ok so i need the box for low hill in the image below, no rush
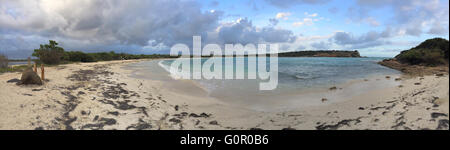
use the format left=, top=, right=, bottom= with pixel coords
left=395, top=38, right=449, bottom=65
left=379, top=38, right=449, bottom=75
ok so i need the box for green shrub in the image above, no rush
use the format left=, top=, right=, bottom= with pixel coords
left=63, top=51, right=96, bottom=62
left=0, top=54, right=8, bottom=68
left=396, top=38, right=449, bottom=65
left=32, top=40, right=65, bottom=64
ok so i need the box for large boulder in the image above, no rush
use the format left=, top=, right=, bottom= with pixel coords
left=19, top=68, right=42, bottom=85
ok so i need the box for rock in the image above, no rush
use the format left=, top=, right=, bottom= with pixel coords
left=99, top=118, right=117, bottom=125
left=282, top=127, right=296, bottom=130
left=107, top=111, right=119, bottom=116
left=321, top=98, right=328, bottom=102
left=6, top=78, right=21, bottom=83
left=437, top=119, right=449, bottom=130
left=436, top=73, right=444, bottom=77
left=209, top=121, right=219, bottom=125
left=174, top=105, right=179, bottom=111
left=329, top=86, right=337, bottom=90
left=398, top=85, right=404, bottom=88
left=414, top=82, right=421, bottom=85
left=385, top=76, right=391, bottom=79
left=189, top=113, right=210, bottom=118
left=358, top=107, right=365, bottom=110
left=250, top=128, right=263, bottom=130
left=169, top=118, right=182, bottom=123
left=395, top=78, right=402, bottom=81
left=19, top=68, right=42, bottom=85
left=431, top=112, right=448, bottom=119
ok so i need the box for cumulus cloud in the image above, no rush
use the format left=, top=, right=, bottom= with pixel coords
left=311, top=41, right=332, bottom=49
left=293, top=18, right=314, bottom=27
left=349, top=0, right=449, bottom=36
left=0, top=0, right=222, bottom=46
left=330, top=29, right=393, bottom=49
left=0, top=0, right=298, bottom=57
left=215, top=18, right=297, bottom=44
left=275, top=12, right=291, bottom=20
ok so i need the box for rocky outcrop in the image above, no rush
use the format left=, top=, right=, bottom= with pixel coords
left=19, top=68, right=42, bottom=85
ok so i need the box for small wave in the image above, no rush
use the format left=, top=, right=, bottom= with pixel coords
left=292, top=72, right=319, bottom=80
left=158, top=60, right=192, bottom=80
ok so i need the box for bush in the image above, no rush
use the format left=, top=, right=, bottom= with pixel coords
left=32, top=40, right=65, bottom=64
left=63, top=51, right=96, bottom=62
left=395, top=38, right=449, bottom=66
left=0, top=54, right=8, bottom=68
left=397, top=49, right=446, bottom=66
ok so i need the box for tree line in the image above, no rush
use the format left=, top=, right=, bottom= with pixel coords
left=32, top=40, right=177, bottom=65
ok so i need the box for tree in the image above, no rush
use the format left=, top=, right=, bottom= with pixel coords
left=32, top=40, right=65, bottom=64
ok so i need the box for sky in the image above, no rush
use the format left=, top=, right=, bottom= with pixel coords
left=0, top=0, right=449, bottom=59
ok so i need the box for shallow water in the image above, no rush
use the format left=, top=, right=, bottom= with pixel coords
left=129, top=57, right=401, bottom=111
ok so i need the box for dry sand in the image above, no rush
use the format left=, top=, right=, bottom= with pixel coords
left=0, top=60, right=448, bottom=130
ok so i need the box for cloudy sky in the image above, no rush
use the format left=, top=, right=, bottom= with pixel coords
left=0, top=0, right=448, bottom=58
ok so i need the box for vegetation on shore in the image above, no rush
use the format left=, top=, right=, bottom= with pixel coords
left=1, top=40, right=177, bottom=74
left=379, top=38, right=449, bottom=75
left=32, top=40, right=177, bottom=65
left=395, top=38, right=449, bottom=66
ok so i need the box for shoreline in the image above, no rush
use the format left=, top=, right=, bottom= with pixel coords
left=0, top=59, right=448, bottom=130
left=152, top=59, right=402, bottom=112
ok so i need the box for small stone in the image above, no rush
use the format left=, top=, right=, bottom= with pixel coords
left=321, top=98, right=328, bottom=102
left=250, top=128, right=263, bottom=130
left=282, top=127, right=296, bottom=130
left=329, top=86, right=337, bottom=90
left=414, top=83, right=421, bottom=85
left=209, top=121, right=219, bottom=125
left=358, top=107, right=365, bottom=110
left=169, top=118, right=181, bottom=123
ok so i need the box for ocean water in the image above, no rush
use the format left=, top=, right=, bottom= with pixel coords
left=159, top=57, right=399, bottom=89
left=8, top=61, right=29, bottom=65
left=134, top=57, right=401, bottom=111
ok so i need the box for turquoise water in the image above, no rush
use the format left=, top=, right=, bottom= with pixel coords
left=136, top=57, right=402, bottom=111
left=159, top=57, right=400, bottom=91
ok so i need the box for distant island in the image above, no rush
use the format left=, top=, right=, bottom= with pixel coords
left=278, top=50, right=361, bottom=57
left=199, top=50, right=361, bottom=57
left=379, top=38, right=449, bottom=75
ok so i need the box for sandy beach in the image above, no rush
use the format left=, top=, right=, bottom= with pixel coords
left=0, top=59, right=448, bottom=130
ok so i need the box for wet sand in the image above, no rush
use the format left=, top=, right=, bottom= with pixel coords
left=0, top=59, right=448, bottom=130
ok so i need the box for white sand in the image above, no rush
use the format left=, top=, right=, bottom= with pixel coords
left=0, top=60, right=448, bottom=130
